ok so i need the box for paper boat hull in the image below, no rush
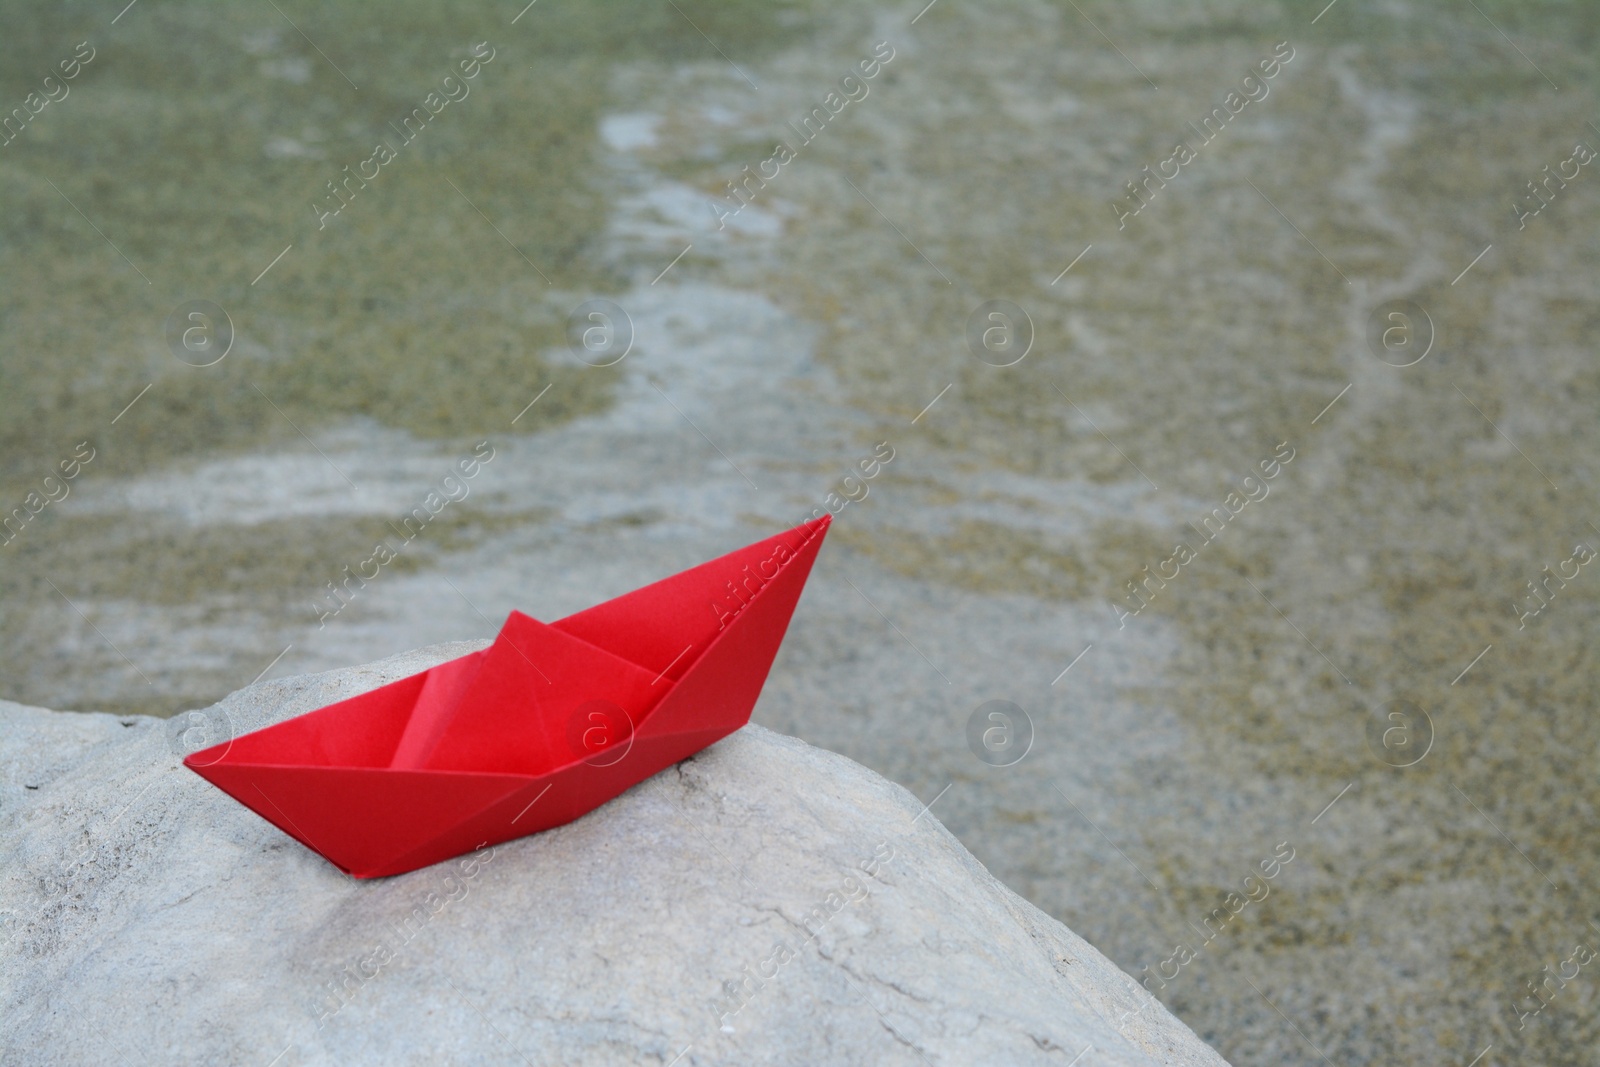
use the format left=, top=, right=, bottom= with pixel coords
left=185, top=517, right=829, bottom=877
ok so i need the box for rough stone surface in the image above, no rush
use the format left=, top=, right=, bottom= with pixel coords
left=0, top=643, right=1230, bottom=1067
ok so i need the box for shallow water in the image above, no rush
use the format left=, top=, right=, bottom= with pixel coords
left=3, top=1, right=1598, bottom=1063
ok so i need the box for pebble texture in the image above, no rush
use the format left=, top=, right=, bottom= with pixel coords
left=0, top=643, right=1230, bottom=1067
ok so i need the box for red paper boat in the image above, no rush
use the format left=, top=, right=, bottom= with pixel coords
left=186, top=516, right=830, bottom=877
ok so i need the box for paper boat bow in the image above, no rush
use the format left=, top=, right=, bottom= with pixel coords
left=186, top=516, right=830, bottom=877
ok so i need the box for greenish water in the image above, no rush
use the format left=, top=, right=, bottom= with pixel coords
left=0, top=0, right=808, bottom=710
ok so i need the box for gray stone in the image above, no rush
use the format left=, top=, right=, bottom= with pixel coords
left=0, top=643, right=1230, bottom=1066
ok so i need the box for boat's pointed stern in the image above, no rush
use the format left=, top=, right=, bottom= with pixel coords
left=185, top=760, right=530, bottom=877
left=633, top=514, right=831, bottom=741
left=180, top=656, right=527, bottom=876
left=552, top=514, right=831, bottom=686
